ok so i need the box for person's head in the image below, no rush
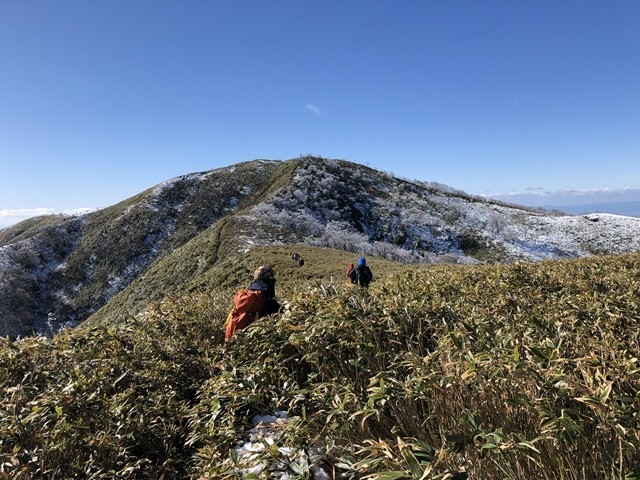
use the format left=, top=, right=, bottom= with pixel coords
left=254, top=265, right=276, bottom=281
left=357, top=257, right=366, bottom=266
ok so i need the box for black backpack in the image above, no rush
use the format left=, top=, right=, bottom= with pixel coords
left=355, top=265, right=372, bottom=286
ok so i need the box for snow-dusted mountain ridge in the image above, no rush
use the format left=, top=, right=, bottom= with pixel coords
left=1, top=156, right=639, bottom=338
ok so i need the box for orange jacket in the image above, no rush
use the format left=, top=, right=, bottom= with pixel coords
left=224, top=288, right=266, bottom=341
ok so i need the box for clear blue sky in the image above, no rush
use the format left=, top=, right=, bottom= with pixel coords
left=1, top=1, right=639, bottom=218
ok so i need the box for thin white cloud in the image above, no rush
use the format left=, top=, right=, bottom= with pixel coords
left=0, top=208, right=96, bottom=229
left=554, top=187, right=638, bottom=197
left=489, top=187, right=640, bottom=198
left=305, top=103, right=321, bottom=115
left=499, top=190, right=550, bottom=198
left=0, top=208, right=56, bottom=218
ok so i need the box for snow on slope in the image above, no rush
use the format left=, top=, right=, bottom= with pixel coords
left=243, top=159, right=640, bottom=262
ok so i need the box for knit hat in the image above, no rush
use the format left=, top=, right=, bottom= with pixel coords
left=357, top=257, right=366, bottom=266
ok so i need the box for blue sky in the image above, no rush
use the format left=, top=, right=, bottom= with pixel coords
left=1, top=1, right=639, bottom=227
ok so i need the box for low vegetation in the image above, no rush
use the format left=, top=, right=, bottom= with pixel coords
left=1, top=250, right=639, bottom=479
left=3, top=157, right=640, bottom=339
left=84, top=245, right=407, bottom=327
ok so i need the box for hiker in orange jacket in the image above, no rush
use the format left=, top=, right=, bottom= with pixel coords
left=225, top=266, right=282, bottom=341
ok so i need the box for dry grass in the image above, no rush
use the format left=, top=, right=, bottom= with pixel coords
left=1, top=253, right=639, bottom=479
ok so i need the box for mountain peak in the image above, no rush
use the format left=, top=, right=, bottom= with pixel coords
left=2, top=157, right=640, bottom=337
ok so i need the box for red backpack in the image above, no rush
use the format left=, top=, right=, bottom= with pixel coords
left=224, top=289, right=266, bottom=341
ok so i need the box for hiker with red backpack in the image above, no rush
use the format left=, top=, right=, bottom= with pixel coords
left=346, top=263, right=355, bottom=279
left=225, top=266, right=283, bottom=341
left=348, top=257, right=373, bottom=287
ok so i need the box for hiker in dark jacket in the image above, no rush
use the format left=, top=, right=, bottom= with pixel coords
left=249, top=265, right=283, bottom=316
left=348, top=257, right=373, bottom=287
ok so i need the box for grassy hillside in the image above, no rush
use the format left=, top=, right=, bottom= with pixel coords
left=4, top=156, right=640, bottom=339
left=0, top=160, right=294, bottom=338
left=1, top=253, right=639, bottom=479
left=84, top=244, right=408, bottom=328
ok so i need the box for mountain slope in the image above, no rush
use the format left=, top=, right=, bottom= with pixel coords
left=83, top=244, right=408, bottom=328
left=0, top=160, right=288, bottom=337
left=1, top=253, right=639, bottom=478
left=2, top=156, right=640, bottom=338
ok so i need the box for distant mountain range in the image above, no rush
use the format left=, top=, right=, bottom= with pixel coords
left=488, top=189, right=640, bottom=218
left=2, top=156, right=640, bottom=338
left=543, top=201, right=640, bottom=218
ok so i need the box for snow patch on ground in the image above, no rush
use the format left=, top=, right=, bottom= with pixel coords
left=233, top=411, right=330, bottom=479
